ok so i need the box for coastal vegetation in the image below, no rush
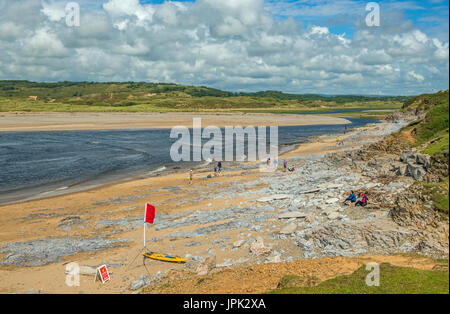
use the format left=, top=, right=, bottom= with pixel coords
left=0, top=80, right=406, bottom=117
left=401, top=90, right=449, bottom=217
left=268, top=90, right=449, bottom=294
left=268, top=261, right=449, bottom=294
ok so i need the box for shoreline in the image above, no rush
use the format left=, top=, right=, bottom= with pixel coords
left=0, top=118, right=422, bottom=294
left=0, top=112, right=351, bottom=132
left=0, top=118, right=374, bottom=208
left=0, top=141, right=302, bottom=207
left=0, top=119, right=378, bottom=209
left=0, top=115, right=358, bottom=206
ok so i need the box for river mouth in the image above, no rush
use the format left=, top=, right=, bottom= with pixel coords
left=0, top=117, right=376, bottom=205
left=281, top=108, right=397, bottom=115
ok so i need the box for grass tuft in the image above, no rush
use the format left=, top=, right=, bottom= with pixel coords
left=267, top=262, right=449, bottom=294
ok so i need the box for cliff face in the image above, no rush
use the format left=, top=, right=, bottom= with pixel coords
left=390, top=181, right=449, bottom=257
left=387, top=91, right=449, bottom=255
left=391, top=181, right=448, bottom=228
left=341, top=90, right=449, bottom=257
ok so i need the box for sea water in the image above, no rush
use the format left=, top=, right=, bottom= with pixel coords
left=0, top=117, right=375, bottom=204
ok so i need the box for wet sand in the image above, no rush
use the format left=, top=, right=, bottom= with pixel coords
left=0, top=120, right=395, bottom=294
left=0, top=112, right=350, bottom=132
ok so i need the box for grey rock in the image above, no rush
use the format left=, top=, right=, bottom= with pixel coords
left=278, top=211, right=307, bottom=219
left=130, top=275, right=150, bottom=291
left=185, top=241, right=202, bottom=247
left=280, top=223, right=297, bottom=234
left=0, top=237, right=130, bottom=267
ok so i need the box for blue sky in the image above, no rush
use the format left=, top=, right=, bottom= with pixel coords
left=138, top=0, right=449, bottom=40
left=81, top=0, right=448, bottom=41
left=0, top=0, right=448, bottom=95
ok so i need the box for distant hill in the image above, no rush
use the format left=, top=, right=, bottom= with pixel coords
left=236, top=90, right=407, bottom=103
left=0, top=80, right=410, bottom=112
left=402, top=89, right=449, bottom=113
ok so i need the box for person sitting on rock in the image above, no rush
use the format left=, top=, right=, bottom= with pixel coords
left=344, top=190, right=357, bottom=205
left=355, top=193, right=368, bottom=207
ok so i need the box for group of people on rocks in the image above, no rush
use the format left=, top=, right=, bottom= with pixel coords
left=344, top=190, right=368, bottom=207
left=267, top=157, right=295, bottom=172
left=189, top=161, right=223, bottom=185
left=189, top=157, right=300, bottom=185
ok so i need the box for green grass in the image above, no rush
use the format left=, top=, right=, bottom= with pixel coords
left=267, top=262, right=449, bottom=294
left=383, top=91, right=450, bottom=222
left=328, top=110, right=398, bottom=120
left=414, top=103, right=449, bottom=145
left=0, top=80, right=407, bottom=114
left=0, top=97, right=404, bottom=114
left=422, top=129, right=449, bottom=160
left=403, top=90, right=449, bottom=113
left=402, top=90, right=449, bottom=157
left=158, top=282, right=171, bottom=289
left=419, top=177, right=449, bottom=217
left=392, top=90, right=449, bottom=162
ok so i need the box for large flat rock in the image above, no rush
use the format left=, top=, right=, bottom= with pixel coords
left=327, top=212, right=340, bottom=220
left=278, top=211, right=307, bottom=219
left=325, top=198, right=340, bottom=204
left=257, top=194, right=291, bottom=202
left=298, top=189, right=321, bottom=195
left=280, top=223, right=297, bottom=234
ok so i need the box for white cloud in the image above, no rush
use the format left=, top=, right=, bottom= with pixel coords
left=407, top=71, right=425, bottom=82
left=310, top=26, right=330, bottom=35
left=0, top=0, right=448, bottom=95
left=23, top=28, right=70, bottom=58
left=41, top=0, right=66, bottom=22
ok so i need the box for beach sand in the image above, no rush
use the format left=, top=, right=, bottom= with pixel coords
left=0, top=112, right=350, bottom=132
left=0, top=119, right=405, bottom=294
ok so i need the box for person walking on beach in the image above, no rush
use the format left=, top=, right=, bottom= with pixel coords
left=217, top=161, right=222, bottom=175
left=189, top=170, right=193, bottom=185
left=283, top=159, right=287, bottom=172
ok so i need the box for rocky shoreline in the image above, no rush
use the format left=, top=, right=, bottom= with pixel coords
left=0, top=113, right=448, bottom=293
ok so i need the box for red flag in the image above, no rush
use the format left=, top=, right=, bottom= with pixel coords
left=145, top=203, right=155, bottom=224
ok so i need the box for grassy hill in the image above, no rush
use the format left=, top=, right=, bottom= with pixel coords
left=268, top=262, right=449, bottom=294
left=402, top=90, right=449, bottom=164
left=268, top=91, right=449, bottom=294
left=378, top=90, right=449, bottom=216
left=404, top=90, right=449, bottom=217
left=0, top=80, right=407, bottom=113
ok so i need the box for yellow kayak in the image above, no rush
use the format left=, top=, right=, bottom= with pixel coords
left=142, top=252, right=187, bottom=263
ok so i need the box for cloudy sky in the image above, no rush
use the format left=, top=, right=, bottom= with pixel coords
left=0, top=0, right=448, bottom=95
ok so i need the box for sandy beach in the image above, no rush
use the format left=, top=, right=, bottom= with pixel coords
left=0, top=112, right=352, bottom=294
left=0, top=0, right=447, bottom=296
left=0, top=116, right=446, bottom=294
left=0, top=112, right=350, bottom=132
left=0, top=119, right=394, bottom=292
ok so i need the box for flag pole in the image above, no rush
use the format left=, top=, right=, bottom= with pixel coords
left=144, top=203, right=155, bottom=250
left=144, top=204, right=146, bottom=249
